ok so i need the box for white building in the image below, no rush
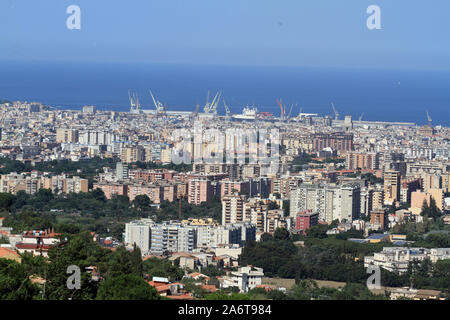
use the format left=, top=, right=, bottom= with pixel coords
left=364, top=247, right=450, bottom=273
left=124, top=219, right=153, bottom=254
left=290, top=183, right=360, bottom=223
left=230, top=266, right=264, bottom=293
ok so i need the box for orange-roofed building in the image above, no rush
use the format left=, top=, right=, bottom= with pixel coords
left=256, top=284, right=276, bottom=292
left=202, top=285, right=217, bottom=293
left=165, top=293, right=194, bottom=300
left=0, top=247, right=21, bottom=262
left=186, top=272, right=210, bottom=282
left=15, top=228, right=61, bottom=257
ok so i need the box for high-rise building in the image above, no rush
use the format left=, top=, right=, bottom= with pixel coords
left=120, top=146, right=145, bottom=163
left=125, top=220, right=153, bottom=254
left=56, top=128, right=79, bottom=143
left=384, top=171, right=401, bottom=205
left=370, top=208, right=388, bottom=230
left=295, top=210, right=319, bottom=235
left=116, top=162, right=129, bottom=181
left=346, top=152, right=380, bottom=170
left=188, top=179, right=213, bottom=205
left=290, top=183, right=360, bottom=223
left=312, top=132, right=353, bottom=152
left=222, top=194, right=247, bottom=225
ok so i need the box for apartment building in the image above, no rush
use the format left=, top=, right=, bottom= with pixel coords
left=290, top=183, right=360, bottom=223
left=56, top=128, right=79, bottom=143
left=230, top=266, right=264, bottom=293
left=120, top=145, right=145, bottom=163
left=384, top=170, right=401, bottom=205
left=125, top=219, right=152, bottom=254
left=188, top=179, right=213, bottom=205
left=346, top=152, right=380, bottom=170
left=364, top=247, right=450, bottom=274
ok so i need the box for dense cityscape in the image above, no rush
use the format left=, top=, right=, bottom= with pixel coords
left=0, top=98, right=448, bottom=300
left=1, top=2, right=450, bottom=310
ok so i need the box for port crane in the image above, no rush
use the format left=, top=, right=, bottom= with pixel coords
left=223, top=98, right=231, bottom=119
left=149, top=90, right=166, bottom=117
left=203, top=91, right=221, bottom=115
left=128, top=90, right=141, bottom=113
left=287, top=103, right=296, bottom=123
left=194, top=104, right=200, bottom=118
left=298, top=107, right=303, bottom=120
left=276, top=98, right=286, bottom=121
left=331, top=102, right=339, bottom=120
left=359, top=113, right=364, bottom=121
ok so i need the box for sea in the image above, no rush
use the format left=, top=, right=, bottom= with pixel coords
left=0, top=60, right=449, bottom=126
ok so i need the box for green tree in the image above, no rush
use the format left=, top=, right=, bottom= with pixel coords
left=0, top=259, right=40, bottom=300
left=273, top=228, right=290, bottom=241
left=96, top=274, right=160, bottom=300
left=132, top=194, right=151, bottom=211
left=0, top=193, right=14, bottom=210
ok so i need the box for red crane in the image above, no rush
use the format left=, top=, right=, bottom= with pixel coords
left=276, top=98, right=286, bottom=120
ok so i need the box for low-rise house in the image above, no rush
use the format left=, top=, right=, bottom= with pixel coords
left=389, top=287, right=443, bottom=300
left=364, top=247, right=450, bottom=273
left=0, top=247, right=21, bottom=262
left=229, top=266, right=264, bottom=293
left=15, top=228, right=61, bottom=257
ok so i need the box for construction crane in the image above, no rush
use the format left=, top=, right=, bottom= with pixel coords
left=211, top=91, right=221, bottom=115
left=331, top=102, right=339, bottom=120
left=426, top=110, right=432, bottom=126
left=287, top=103, right=296, bottom=123
left=359, top=112, right=364, bottom=121
left=297, top=107, right=303, bottom=121
left=194, top=104, right=200, bottom=118
left=128, top=90, right=141, bottom=113
left=223, top=98, right=231, bottom=118
left=149, top=90, right=166, bottom=117
left=276, top=98, right=286, bottom=121
left=203, top=91, right=221, bottom=115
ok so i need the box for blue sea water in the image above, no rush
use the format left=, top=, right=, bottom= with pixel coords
left=0, top=60, right=449, bottom=126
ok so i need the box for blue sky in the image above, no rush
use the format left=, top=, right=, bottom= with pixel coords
left=1, top=0, right=450, bottom=69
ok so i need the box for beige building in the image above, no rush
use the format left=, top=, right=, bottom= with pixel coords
left=120, top=146, right=145, bottom=163
left=56, top=128, right=79, bottom=143
left=410, top=189, right=444, bottom=215
left=188, top=179, right=213, bottom=205
left=384, top=171, right=401, bottom=205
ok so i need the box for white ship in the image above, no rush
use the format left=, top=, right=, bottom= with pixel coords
left=232, top=106, right=258, bottom=120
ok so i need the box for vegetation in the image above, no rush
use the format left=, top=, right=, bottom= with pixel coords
left=0, top=232, right=161, bottom=300
left=142, top=257, right=184, bottom=282
left=0, top=189, right=222, bottom=239
left=239, top=227, right=449, bottom=292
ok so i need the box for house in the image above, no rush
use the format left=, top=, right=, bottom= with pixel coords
left=0, top=247, right=21, bottom=262
left=185, top=272, right=210, bottom=284
left=202, top=284, right=217, bottom=293
left=148, top=277, right=193, bottom=299
left=229, top=266, right=264, bottom=293
left=15, top=228, right=61, bottom=257
left=389, top=287, right=443, bottom=300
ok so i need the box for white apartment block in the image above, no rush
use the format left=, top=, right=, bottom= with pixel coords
left=230, top=266, right=264, bottom=293
left=290, top=183, right=360, bottom=223
left=364, top=247, right=450, bottom=273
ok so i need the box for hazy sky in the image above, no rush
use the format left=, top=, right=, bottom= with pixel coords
left=1, top=0, right=450, bottom=69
